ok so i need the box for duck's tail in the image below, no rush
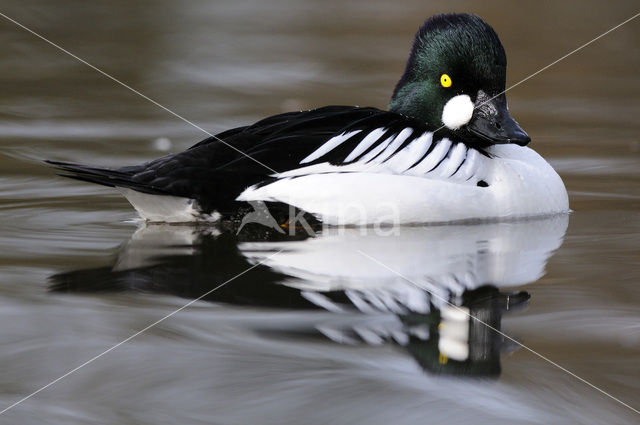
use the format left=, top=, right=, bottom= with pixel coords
left=46, top=159, right=214, bottom=222
left=45, top=160, right=167, bottom=195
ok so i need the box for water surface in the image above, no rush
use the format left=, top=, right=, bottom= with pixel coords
left=0, top=1, right=639, bottom=424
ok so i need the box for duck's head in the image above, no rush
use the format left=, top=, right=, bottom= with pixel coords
left=389, top=13, right=530, bottom=147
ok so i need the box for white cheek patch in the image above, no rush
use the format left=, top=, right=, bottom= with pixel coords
left=441, top=94, right=474, bottom=130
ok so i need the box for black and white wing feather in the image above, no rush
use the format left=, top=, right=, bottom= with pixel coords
left=48, top=106, right=483, bottom=216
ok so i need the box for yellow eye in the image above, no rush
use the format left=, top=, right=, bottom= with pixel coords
left=440, top=74, right=452, bottom=88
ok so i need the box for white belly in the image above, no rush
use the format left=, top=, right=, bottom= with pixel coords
left=237, top=145, right=569, bottom=225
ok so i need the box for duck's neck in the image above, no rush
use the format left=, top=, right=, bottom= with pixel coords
left=389, top=81, right=439, bottom=126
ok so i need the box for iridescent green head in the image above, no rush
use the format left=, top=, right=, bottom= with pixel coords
left=389, top=14, right=529, bottom=146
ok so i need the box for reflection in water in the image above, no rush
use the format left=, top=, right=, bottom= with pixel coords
left=51, top=215, right=568, bottom=378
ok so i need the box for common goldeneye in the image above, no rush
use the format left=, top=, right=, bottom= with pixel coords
left=48, top=13, right=569, bottom=225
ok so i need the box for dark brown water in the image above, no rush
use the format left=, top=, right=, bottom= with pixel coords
left=1, top=1, right=639, bottom=424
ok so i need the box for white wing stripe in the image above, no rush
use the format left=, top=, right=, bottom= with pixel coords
left=359, top=134, right=396, bottom=163
left=371, top=127, right=414, bottom=164
left=343, top=127, right=387, bottom=162
left=300, top=130, right=362, bottom=164
left=409, top=138, right=452, bottom=174
left=458, top=148, right=480, bottom=181
left=384, top=132, right=433, bottom=172
left=437, top=143, right=467, bottom=177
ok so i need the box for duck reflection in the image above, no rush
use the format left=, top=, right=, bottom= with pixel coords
left=50, top=215, right=568, bottom=377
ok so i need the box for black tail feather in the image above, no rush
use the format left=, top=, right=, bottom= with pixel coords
left=45, top=160, right=168, bottom=195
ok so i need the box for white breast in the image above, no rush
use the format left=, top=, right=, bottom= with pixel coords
left=237, top=144, right=569, bottom=225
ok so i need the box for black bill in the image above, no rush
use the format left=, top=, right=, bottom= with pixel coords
left=467, top=91, right=530, bottom=146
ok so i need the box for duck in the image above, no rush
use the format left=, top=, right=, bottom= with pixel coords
left=48, top=13, right=569, bottom=225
